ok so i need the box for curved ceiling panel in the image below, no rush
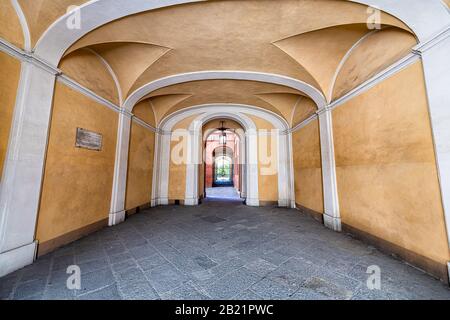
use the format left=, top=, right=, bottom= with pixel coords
left=332, top=27, right=417, bottom=100
left=147, top=94, right=193, bottom=125
left=292, top=97, right=318, bottom=127
left=274, top=24, right=374, bottom=101
left=18, top=0, right=89, bottom=46
left=87, top=42, right=171, bottom=98
left=139, top=79, right=305, bottom=124
left=256, top=93, right=303, bottom=126
left=59, top=49, right=120, bottom=105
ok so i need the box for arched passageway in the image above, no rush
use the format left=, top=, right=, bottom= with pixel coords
left=203, top=122, right=242, bottom=201
left=0, top=0, right=449, bottom=300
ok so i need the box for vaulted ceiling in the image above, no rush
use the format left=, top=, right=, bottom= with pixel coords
left=2, top=0, right=420, bottom=127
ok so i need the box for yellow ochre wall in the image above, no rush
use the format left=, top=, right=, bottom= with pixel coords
left=168, top=115, right=197, bottom=201
left=36, top=83, right=118, bottom=244
left=0, top=52, right=21, bottom=181
left=125, top=122, right=155, bottom=210
left=292, top=119, right=324, bottom=213
left=333, top=61, right=450, bottom=267
left=247, top=114, right=279, bottom=203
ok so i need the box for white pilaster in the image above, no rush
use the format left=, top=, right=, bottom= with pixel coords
left=109, top=111, right=132, bottom=226
left=318, top=109, right=341, bottom=231
left=0, top=62, right=56, bottom=276
left=157, top=132, right=171, bottom=205
left=288, top=132, right=297, bottom=209
left=185, top=128, right=201, bottom=206
left=151, top=131, right=161, bottom=207
left=419, top=33, right=450, bottom=249
left=277, top=131, right=293, bottom=208
left=246, top=129, right=260, bottom=207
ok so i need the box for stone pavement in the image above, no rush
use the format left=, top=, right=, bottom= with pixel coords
left=206, top=187, right=241, bottom=200
left=1, top=199, right=449, bottom=300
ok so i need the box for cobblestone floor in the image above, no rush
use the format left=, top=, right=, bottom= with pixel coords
left=1, top=198, right=449, bottom=300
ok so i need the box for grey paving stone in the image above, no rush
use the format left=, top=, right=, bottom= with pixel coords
left=210, top=257, right=245, bottom=277
left=104, top=241, right=127, bottom=256
left=108, top=252, right=133, bottom=264
left=160, top=282, right=210, bottom=300
left=205, top=268, right=260, bottom=300
left=138, top=254, right=167, bottom=271
left=20, top=261, right=51, bottom=282
left=2, top=199, right=450, bottom=300
left=130, top=244, right=158, bottom=260
left=43, top=281, right=76, bottom=300
left=75, top=248, right=107, bottom=264
left=76, top=268, right=115, bottom=296
left=0, top=273, right=19, bottom=300
left=194, top=255, right=218, bottom=270
left=13, top=279, right=46, bottom=300
left=251, top=278, right=296, bottom=300
left=145, top=264, right=189, bottom=294
left=244, top=258, right=278, bottom=277
left=52, top=254, right=75, bottom=271
left=289, top=287, right=330, bottom=300
left=119, top=280, right=160, bottom=300
left=78, top=257, right=109, bottom=274
left=112, top=259, right=138, bottom=273
left=201, top=216, right=226, bottom=224
left=234, top=289, right=263, bottom=300
left=79, top=284, right=122, bottom=300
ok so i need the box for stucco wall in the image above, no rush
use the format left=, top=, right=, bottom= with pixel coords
left=125, top=122, right=155, bottom=210
left=247, top=115, right=279, bottom=203
left=0, top=52, right=21, bottom=181
left=36, top=83, right=118, bottom=244
left=333, top=61, right=450, bottom=265
left=59, top=50, right=120, bottom=105
left=168, top=115, right=197, bottom=201
left=292, top=119, right=324, bottom=213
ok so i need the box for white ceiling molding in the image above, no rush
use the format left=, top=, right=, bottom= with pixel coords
left=10, top=0, right=31, bottom=52
left=124, top=71, right=327, bottom=112
left=328, top=28, right=382, bottom=101
left=159, top=103, right=290, bottom=133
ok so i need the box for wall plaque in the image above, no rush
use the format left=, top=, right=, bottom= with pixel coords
left=75, top=128, right=103, bottom=151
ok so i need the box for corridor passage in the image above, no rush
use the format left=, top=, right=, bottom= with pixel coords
left=1, top=202, right=449, bottom=300
left=206, top=187, right=241, bottom=200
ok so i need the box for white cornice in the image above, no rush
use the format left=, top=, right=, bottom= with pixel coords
left=0, top=37, right=157, bottom=133
left=413, top=24, right=450, bottom=55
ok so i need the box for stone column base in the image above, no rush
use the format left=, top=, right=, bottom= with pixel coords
left=184, top=198, right=199, bottom=206
left=109, top=210, right=126, bottom=226
left=324, top=214, right=342, bottom=232
left=0, top=241, right=37, bottom=277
